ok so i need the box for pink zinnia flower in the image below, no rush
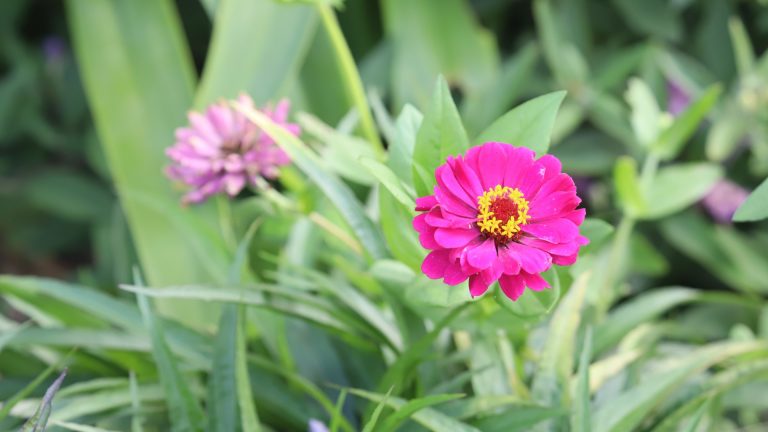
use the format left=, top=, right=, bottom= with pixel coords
left=166, top=94, right=300, bottom=204
left=413, top=142, right=588, bottom=301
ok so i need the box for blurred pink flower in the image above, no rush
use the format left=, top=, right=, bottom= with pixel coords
left=413, top=143, right=588, bottom=301
left=166, top=94, right=299, bottom=204
left=667, top=79, right=691, bottom=116
left=701, top=179, right=749, bottom=224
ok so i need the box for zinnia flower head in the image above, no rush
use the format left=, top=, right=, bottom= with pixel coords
left=166, top=94, right=299, bottom=204
left=701, top=179, right=749, bottom=224
left=413, top=142, right=588, bottom=301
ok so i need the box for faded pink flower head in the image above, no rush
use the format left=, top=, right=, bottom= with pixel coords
left=701, top=179, right=749, bottom=224
left=166, top=94, right=300, bottom=204
left=413, top=142, right=588, bottom=301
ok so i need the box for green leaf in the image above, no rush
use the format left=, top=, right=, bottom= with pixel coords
left=593, top=288, right=699, bottom=356
left=733, top=176, right=768, bottom=222
left=592, top=341, right=765, bottom=432
left=360, top=157, right=415, bottom=208
left=350, top=388, right=480, bottom=432
left=194, top=0, right=317, bottom=107
left=681, top=397, right=712, bottom=432
left=316, top=3, right=384, bottom=155
left=625, top=78, right=661, bottom=146
left=613, top=157, right=646, bottom=217
left=135, top=275, right=205, bottom=432
left=474, top=91, right=566, bottom=157
left=48, top=421, right=121, bottom=432
left=298, top=112, right=379, bottom=185
left=208, top=305, right=238, bottom=432
left=572, top=328, right=593, bottom=432
left=66, top=0, right=230, bottom=322
left=642, top=163, right=722, bottom=219
left=24, top=169, right=112, bottom=222
left=388, top=104, right=423, bottom=189
left=379, top=393, right=465, bottom=432
left=383, top=0, right=499, bottom=108
left=361, top=387, right=393, bottom=432
left=578, top=218, right=614, bottom=255
left=496, top=267, right=561, bottom=318
left=611, top=0, right=681, bottom=41
left=237, top=104, right=387, bottom=260
left=412, top=76, right=470, bottom=197
left=728, top=16, right=755, bottom=77
left=531, top=271, right=592, bottom=431
left=471, top=406, right=566, bottom=432
left=1, top=355, right=71, bottom=424
left=651, top=85, right=722, bottom=160
left=236, top=308, right=261, bottom=432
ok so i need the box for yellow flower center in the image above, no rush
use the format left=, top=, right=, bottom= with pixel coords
left=476, top=185, right=530, bottom=244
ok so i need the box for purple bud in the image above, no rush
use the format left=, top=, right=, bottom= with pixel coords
left=308, top=419, right=329, bottom=432
left=667, top=79, right=691, bottom=117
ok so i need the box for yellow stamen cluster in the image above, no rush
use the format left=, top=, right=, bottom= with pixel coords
left=476, top=185, right=530, bottom=242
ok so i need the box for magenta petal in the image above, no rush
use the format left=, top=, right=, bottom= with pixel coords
left=469, top=274, right=491, bottom=297
left=413, top=213, right=429, bottom=232
left=437, top=164, right=475, bottom=207
left=478, top=143, right=508, bottom=189
left=448, top=156, right=484, bottom=201
left=553, top=252, right=578, bottom=266
left=466, top=238, right=497, bottom=270
left=415, top=195, right=438, bottom=211
left=529, top=191, right=581, bottom=221
left=506, top=242, right=551, bottom=274
left=444, top=264, right=469, bottom=285
left=502, top=146, right=536, bottom=188
left=522, top=218, right=579, bottom=243
left=524, top=272, right=550, bottom=291
left=499, top=274, right=526, bottom=300
left=498, top=247, right=522, bottom=275
left=422, top=250, right=451, bottom=279
left=435, top=228, right=479, bottom=248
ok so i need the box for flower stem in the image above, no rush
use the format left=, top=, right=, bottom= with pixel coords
left=317, top=3, right=384, bottom=157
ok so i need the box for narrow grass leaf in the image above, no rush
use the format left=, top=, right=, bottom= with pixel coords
left=135, top=275, right=205, bottom=432
left=236, top=103, right=387, bottom=260
left=0, top=353, right=71, bottom=423
left=650, top=85, right=722, bottom=160
left=572, top=328, right=593, bottom=432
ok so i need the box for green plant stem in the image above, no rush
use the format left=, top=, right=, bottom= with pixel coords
left=316, top=3, right=384, bottom=157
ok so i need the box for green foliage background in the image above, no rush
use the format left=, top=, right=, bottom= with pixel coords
left=1, top=0, right=768, bottom=431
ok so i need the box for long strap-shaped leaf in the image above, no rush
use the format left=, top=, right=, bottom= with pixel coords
left=66, top=1, right=230, bottom=303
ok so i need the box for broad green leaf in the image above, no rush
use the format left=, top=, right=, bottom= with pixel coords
left=733, top=176, right=768, bottom=222
left=135, top=277, right=205, bottom=432
left=592, top=341, right=765, bottom=432
left=474, top=91, right=566, bottom=156
left=383, top=0, right=499, bottom=108
left=350, top=388, right=480, bottom=432
left=24, top=169, right=111, bottom=222
left=578, top=218, right=614, bottom=255
left=379, top=189, right=424, bottom=270
left=388, top=104, right=423, bottom=189
left=360, top=157, right=414, bottom=208
left=641, top=163, right=722, bottom=219
left=67, top=0, right=229, bottom=325
left=412, top=76, right=470, bottom=197
left=651, top=85, right=722, bottom=160
left=497, top=268, right=561, bottom=318
left=237, top=104, right=387, bottom=260
left=462, top=43, right=539, bottom=134
left=625, top=78, right=661, bottom=146
left=705, top=102, right=750, bottom=162
left=195, top=0, right=317, bottom=107
left=594, top=288, right=699, bottom=356
left=533, top=0, right=585, bottom=87
left=613, top=157, right=646, bottom=217
left=572, top=328, right=592, bottom=432
left=531, top=271, right=591, bottom=431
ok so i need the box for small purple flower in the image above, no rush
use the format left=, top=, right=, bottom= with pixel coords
left=42, top=36, right=67, bottom=65
left=166, top=94, right=300, bottom=204
left=308, top=419, right=329, bottom=432
left=667, top=79, right=691, bottom=117
left=701, top=180, right=749, bottom=224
